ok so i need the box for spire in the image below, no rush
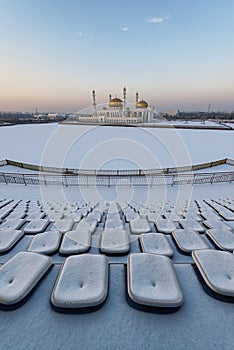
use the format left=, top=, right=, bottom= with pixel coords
left=123, top=86, right=127, bottom=113
left=92, top=90, right=96, bottom=111
left=109, top=94, right=112, bottom=102
left=136, top=92, right=139, bottom=107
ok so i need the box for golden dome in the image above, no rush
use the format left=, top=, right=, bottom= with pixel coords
left=137, top=100, right=148, bottom=109
left=109, top=97, right=123, bottom=108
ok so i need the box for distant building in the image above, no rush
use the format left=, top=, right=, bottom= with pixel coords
left=78, top=88, right=154, bottom=124
left=166, top=110, right=179, bottom=117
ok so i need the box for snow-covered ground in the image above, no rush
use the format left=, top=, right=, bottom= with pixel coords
left=0, top=124, right=233, bottom=171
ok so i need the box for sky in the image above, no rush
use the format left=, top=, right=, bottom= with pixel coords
left=0, top=0, right=234, bottom=113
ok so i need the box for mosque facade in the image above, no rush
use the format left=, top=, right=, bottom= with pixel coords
left=78, top=87, right=154, bottom=123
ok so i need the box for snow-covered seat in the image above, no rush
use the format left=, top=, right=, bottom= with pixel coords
left=0, top=252, right=52, bottom=310
left=7, top=211, right=26, bottom=220
left=64, top=212, right=82, bottom=223
left=155, top=219, right=177, bottom=234
left=203, top=220, right=232, bottom=231
left=218, top=209, right=234, bottom=221
left=200, top=211, right=221, bottom=221
left=76, top=219, right=97, bottom=234
left=0, top=230, right=24, bottom=253
left=105, top=219, right=124, bottom=230
left=59, top=229, right=91, bottom=255
left=47, top=212, right=64, bottom=222
left=0, top=219, right=26, bottom=230
left=179, top=219, right=205, bottom=232
left=125, top=211, right=139, bottom=222
left=0, top=208, right=13, bottom=220
left=129, top=218, right=151, bottom=235
left=207, top=229, right=234, bottom=251
left=192, top=250, right=234, bottom=300
left=51, top=254, right=108, bottom=312
left=172, top=229, right=209, bottom=254
left=139, top=233, right=173, bottom=257
left=182, top=213, right=202, bottom=222
left=26, top=212, right=45, bottom=221
left=28, top=230, right=62, bottom=254
left=53, top=219, right=74, bottom=234
left=164, top=213, right=181, bottom=222
left=87, top=210, right=103, bottom=223
left=147, top=213, right=160, bottom=223
left=24, top=219, right=50, bottom=234
left=100, top=229, right=130, bottom=255
left=127, top=253, right=183, bottom=312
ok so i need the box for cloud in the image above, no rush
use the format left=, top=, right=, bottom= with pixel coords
left=148, top=17, right=164, bottom=24
left=121, top=27, right=128, bottom=32
left=77, top=31, right=84, bottom=37
left=148, top=15, right=171, bottom=24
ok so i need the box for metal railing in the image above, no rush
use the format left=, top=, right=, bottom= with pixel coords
left=0, top=158, right=233, bottom=176
left=0, top=171, right=233, bottom=187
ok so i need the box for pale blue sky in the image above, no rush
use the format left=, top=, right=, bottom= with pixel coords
left=0, top=0, right=234, bottom=112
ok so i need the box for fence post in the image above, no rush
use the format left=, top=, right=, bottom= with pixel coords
left=65, top=175, right=68, bottom=187
left=210, top=173, right=216, bottom=184
left=172, top=175, right=175, bottom=187
left=22, top=174, right=27, bottom=186
left=3, top=173, right=8, bottom=185
left=43, top=175, right=47, bottom=186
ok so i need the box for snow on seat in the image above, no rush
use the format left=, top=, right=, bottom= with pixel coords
left=139, top=233, right=173, bottom=257
left=87, top=210, right=103, bottom=223
left=0, top=208, right=13, bottom=220
left=105, top=219, right=124, bottom=230
left=192, top=250, right=234, bottom=300
left=0, top=252, right=52, bottom=310
left=51, top=254, right=108, bottom=312
left=125, top=211, right=139, bottom=222
left=53, top=219, right=74, bottom=234
left=200, top=211, right=221, bottom=221
left=172, top=229, right=209, bottom=254
left=155, top=220, right=177, bottom=234
left=59, top=229, right=91, bottom=255
left=203, top=220, right=232, bottom=231
left=100, top=229, right=130, bottom=255
left=163, top=213, right=181, bottom=222
left=129, top=219, right=151, bottom=235
left=0, top=219, right=26, bottom=230
left=0, top=230, right=24, bottom=253
left=63, top=212, right=82, bottom=223
left=218, top=208, right=234, bottom=221
left=47, top=212, right=64, bottom=222
left=26, top=212, right=45, bottom=221
left=127, top=253, right=183, bottom=312
left=27, top=230, right=62, bottom=255
left=179, top=219, right=205, bottom=232
left=76, top=219, right=97, bottom=234
left=207, top=229, right=234, bottom=251
left=147, top=213, right=161, bottom=223
left=7, top=211, right=26, bottom=220
left=24, top=219, right=50, bottom=234
left=182, top=213, right=202, bottom=222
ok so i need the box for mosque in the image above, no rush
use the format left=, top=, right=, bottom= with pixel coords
left=78, top=87, right=154, bottom=123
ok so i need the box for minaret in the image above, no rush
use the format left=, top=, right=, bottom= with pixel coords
left=109, top=94, right=112, bottom=103
left=123, top=87, right=127, bottom=113
left=92, top=90, right=97, bottom=112
left=136, top=92, right=139, bottom=107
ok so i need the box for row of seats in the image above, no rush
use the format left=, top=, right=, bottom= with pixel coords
left=0, top=197, right=234, bottom=255
left=0, top=250, right=234, bottom=312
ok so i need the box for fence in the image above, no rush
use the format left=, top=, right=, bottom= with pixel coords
left=0, top=158, right=233, bottom=176
left=0, top=171, right=233, bottom=187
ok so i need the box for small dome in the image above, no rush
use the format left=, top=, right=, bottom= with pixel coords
left=137, top=100, right=148, bottom=109
left=109, top=98, right=123, bottom=108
